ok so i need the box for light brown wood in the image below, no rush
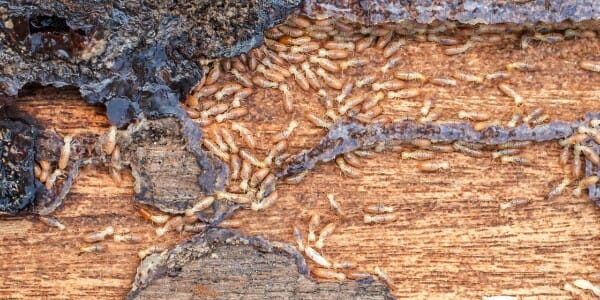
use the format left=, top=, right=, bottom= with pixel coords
left=1, top=32, right=600, bottom=300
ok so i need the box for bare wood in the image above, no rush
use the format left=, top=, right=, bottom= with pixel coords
left=1, top=33, right=600, bottom=299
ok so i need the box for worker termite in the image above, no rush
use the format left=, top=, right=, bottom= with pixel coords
left=530, top=114, right=549, bottom=125
left=211, top=127, right=229, bottom=153
left=452, top=72, right=483, bottom=83
left=39, top=216, right=66, bottom=230
left=264, top=140, right=287, bottom=166
left=306, top=113, right=332, bottom=129
left=138, top=246, right=166, bottom=259
left=559, top=145, right=571, bottom=166
left=401, top=150, right=435, bottom=161
left=364, top=213, right=397, bottom=224
left=340, top=57, right=369, bottom=71
left=45, top=169, right=62, bottom=190
left=417, top=161, right=450, bottom=172
left=290, top=42, right=320, bottom=54
left=573, top=176, right=599, bottom=197
left=201, top=103, right=229, bottom=118
left=579, top=60, right=600, bottom=72
left=103, top=126, right=117, bottom=155
left=218, top=128, right=238, bottom=154
left=387, top=88, right=421, bottom=99
left=372, top=80, right=405, bottom=91
left=277, top=24, right=304, bottom=37
left=335, top=156, right=361, bottom=177
left=279, top=52, right=306, bottom=64
left=578, top=126, right=600, bottom=144
left=374, top=266, right=395, bottom=289
left=572, top=279, right=600, bottom=296
left=356, top=74, right=377, bottom=88
left=335, top=82, right=354, bottom=103
left=395, top=71, right=427, bottom=82
left=184, top=106, right=201, bottom=119
left=156, top=216, right=184, bottom=237
left=426, top=144, right=454, bottom=152
left=347, top=271, right=372, bottom=280
left=286, top=15, right=311, bottom=28
left=312, top=268, right=346, bottom=281
left=214, top=82, right=243, bottom=101
left=80, top=245, right=105, bottom=254
left=239, top=159, right=252, bottom=191
left=364, top=205, right=395, bottom=214
left=383, top=39, right=405, bottom=58
left=231, top=122, right=256, bottom=149
left=251, top=190, right=278, bottom=210
left=380, top=52, right=403, bottom=73
left=506, top=62, right=536, bottom=72
left=278, top=83, right=294, bottom=113
left=338, top=96, right=365, bottom=115
left=215, top=107, right=248, bottom=123
left=575, top=144, right=600, bottom=165
left=293, top=226, right=305, bottom=252
left=316, top=68, right=343, bottom=89
left=453, top=142, right=484, bottom=157
left=240, top=149, right=266, bottom=168
left=273, top=120, right=299, bottom=142
left=499, top=198, right=529, bottom=210
left=497, top=141, right=531, bottom=149
left=485, top=71, right=511, bottom=81
left=458, top=110, right=490, bottom=121
left=473, top=120, right=502, bottom=131
left=274, top=152, right=291, bottom=167
left=138, top=207, right=170, bottom=224
left=500, top=155, right=530, bottom=165
left=497, top=83, right=523, bottom=105
left=307, top=213, right=320, bottom=242
left=342, top=152, right=362, bottom=168
left=374, top=31, right=393, bottom=49
left=285, top=170, right=308, bottom=184
left=305, top=246, right=333, bottom=268
left=113, top=233, right=141, bottom=243
left=315, top=222, right=336, bottom=249
left=559, top=133, right=589, bottom=146
left=444, top=41, right=472, bottom=55
left=301, top=62, right=321, bottom=90
left=327, top=194, right=344, bottom=216
left=228, top=154, right=241, bottom=181
left=491, top=149, right=521, bottom=159
left=185, top=196, right=215, bottom=216
left=411, top=138, right=432, bottom=148
left=194, top=84, right=220, bottom=98
left=288, top=66, right=310, bottom=91
left=58, top=135, right=72, bottom=170
left=427, top=34, right=460, bottom=45
left=356, top=35, right=376, bottom=52
left=573, top=146, right=583, bottom=179
left=256, top=64, right=285, bottom=83
left=430, top=77, right=457, bottom=87
left=522, top=107, right=544, bottom=123
left=317, top=48, right=349, bottom=60
left=84, top=226, right=115, bottom=243
left=205, top=64, right=221, bottom=85
left=332, top=261, right=357, bottom=269
left=323, top=41, right=355, bottom=51
left=326, top=109, right=340, bottom=122
left=533, top=32, right=564, bottom=43
left=506, top=113, right=523, bottom=128
left=361, top=92, right=385, bottom=112
left=216, top=191, right=253, bottom=205
left=203, top=139, right=230, bottom=161
left=264, top=38, right=288, bottom=52
left=545, top=178, right=572, bottom=200
left=249, top=168, right=270, bottom=188
left=251, top=75, right=279, bottom=89
left=229, top=70, right=253, bottom=89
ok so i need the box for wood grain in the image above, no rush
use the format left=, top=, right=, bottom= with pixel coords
left=1, top=33, right=600, bottom=300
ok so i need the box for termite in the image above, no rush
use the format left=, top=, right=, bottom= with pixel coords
left=559, top=133, right=589, bottom=146
left=347, top=271, right=372, bottom=280
left=39, top=216, right=66, bottom=230
left=286, top=15, right=311, bottom=28
left=533, top=32, right=564, bottom=43
left=315, top=222, right=336, bottom=249
left=264, top=38, right=288, bottom=52
left=491, top=149, right=521, bottom=159
left=453, top=142, right=484, bottom=157
left=211, top=127, right=229, bottom=153
left=156, top=216, right=184, bottom=237
left=452, top=72, right=483, bottom=83
left=278, top=83, right=294, bottom=113
left=279, top=52, right=306, bottom=64
left=205, top=64, right=221, bottom=85
left=307, top=214, right=320, bottom=242
left=342, top=152, right=362, bottom=168
left=251, top=190, right=278, bottom=210
left=203, top=139, right=230, bottom=161
left=458, top=110, right=490, bottom=121
left=306, top=113, right=332, bottom=129
left=426, top=144, right=454, bottom=152
left=305, top=246, right=332, bottom=268
left=288, top=65, right=310, bottom=91
left=219, top=127, right=238, bottom=154
left=264, top=140, right=287, bottom=166
left=387, top=88, right=421, bottom=99
left=573, top=176, right=599, bottom=197
left=113, top=233, right=140, bottom=243
left=194, top=84, right=220, bottom=98
left=335, top=156, right=361, bottom=177
left=316, top=68, right=343, bottom=89
left=361, top=92, right=385, bottom=112
left=364, top=213, right=397, bottom=224
left=506, top=62, right=536, bottom=72
left=201, top=103, right=229, bottom=118
left=332, top=261, right=357, bottom=269
left=312, top=268, right=346, bottom=281
left=485, top=71, right=511, bottom=81
left=138, top=246, right=166, bottom=259
left=559, top=145, right=571, bottom=166
left=256, top=64, right=285, bottom=83
left=506, top=113, right=522, bottom=128
left=356, top=35, right=376, bottom=52
left=500, top=155, right=530, bottom=165
left=401, top=150, right=435, bottom=160
left=248, top=50, right=258, bottom=71
left=326, top=109, right=340, bottom=122
left=103, top=126, right=117, bottom=155
left=335, top=82, right=354, bottom=103
left=293, top=226, right=305, bottom=252
left=530, top=114, right=549, bottom=125
left=317, top=48, right=349, bottom=60
left=338, top=96, right=365, bottom=115
left=497, top=141, right=531, bottom=149
left=274, top=152, right=291, bottom=167
left=499, top=198, right=529, bottom=210
left=383, top=39, right=405, bottom=58
left=277, top=24, right=304, bottom=37
left=239, top=159, right=252, bottom=191
left=214, top=82, right=243, bottom=101
left=428, top=34, right=460, bottom=45
left=111, top=146, right=122, bottom=171
left=229, top=70, right=252, bottom=89
left=417, top=161, right=450, bottom=172
left=374, top=266, right=394, bottom=288
left=323, top=41, right=355, bottom=51
left=372, top=80, right=405, bottom=91
left=240, top=149, right=267, bottom=168
left=430, top=77, right=457, bottom=86
left=575, top=144, right=600, bottom=165
left=573, top=146, right=583, bottom=178
left=572, top=279, right=600, bottom=296
left=231, top=122, right=256, bottom=149
left=80, top=245, right=105, bottom=254
left=356, top=74, right=377, bottom=88
left=273, top=120, right=299, bottom=142
left=340, top=57, right=368, bottom=71
left=290, top=42, right=320, bottom=54
left=285, top=170, right=308, bottom=184
left=215, top=191, right=252, bottom=205
left=58, top=135, right=72, bottom=170
left=411, top=138, right=432, bottom=148
left=374, top=31, right=393, bottom=49
left=578, top=126, right=600, bottom=144
left=230, top=154, right=242, bottom=181
left=185, top=196, right=215, bottom=216
left=301, top=62, right=321, bottom=90
left=498, top=83, right=523, bottom=105
left=184, top=106, right=201, bottom=119
left=579, top=60, right=600, bottom=72
left=251, top=75, right=279, bottom=89
left=215, top=107, right=249, bottom=123
left=473, top=120, right=502, bottom=131
left=444, top=41, right=472, bottom=55
left=84, top=226, right=115, bottom=243
left=380, top=52, right=403, bottom=73
left=249, top=168, right=270, bottom=188
left=545, top=178, right=572, bottom=200
left=45, top=169, right=62, bottom=190
left=364, top=205, right=395, bottom=214
left=522, top=107, right=544, bottom=123
left=326, top=194, right=344, bottom=216
left=395, top=71, right=427, bottom=82
left=138, top=207, right=170, bottom=224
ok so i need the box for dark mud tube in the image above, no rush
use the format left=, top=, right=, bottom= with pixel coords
left=128, top=228, right=394, bottom=300
left=0, top=0, right=301, bottom=127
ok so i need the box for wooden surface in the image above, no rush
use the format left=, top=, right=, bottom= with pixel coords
left=1, top=32, right=600, bottom=300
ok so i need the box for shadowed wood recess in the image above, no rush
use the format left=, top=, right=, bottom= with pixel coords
left=2, top=21, right=600, bottom=299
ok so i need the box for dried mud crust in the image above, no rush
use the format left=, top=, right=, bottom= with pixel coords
left=0, top=0, right=300, bottom=126
left=117, top=117, right=229, bottom=214
left=301, top=0, right=600, bottom=24
left=128, top=228, right=394, bottom=300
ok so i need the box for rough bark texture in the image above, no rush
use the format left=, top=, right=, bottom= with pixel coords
left=128, top=228, right=393, bottom=300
